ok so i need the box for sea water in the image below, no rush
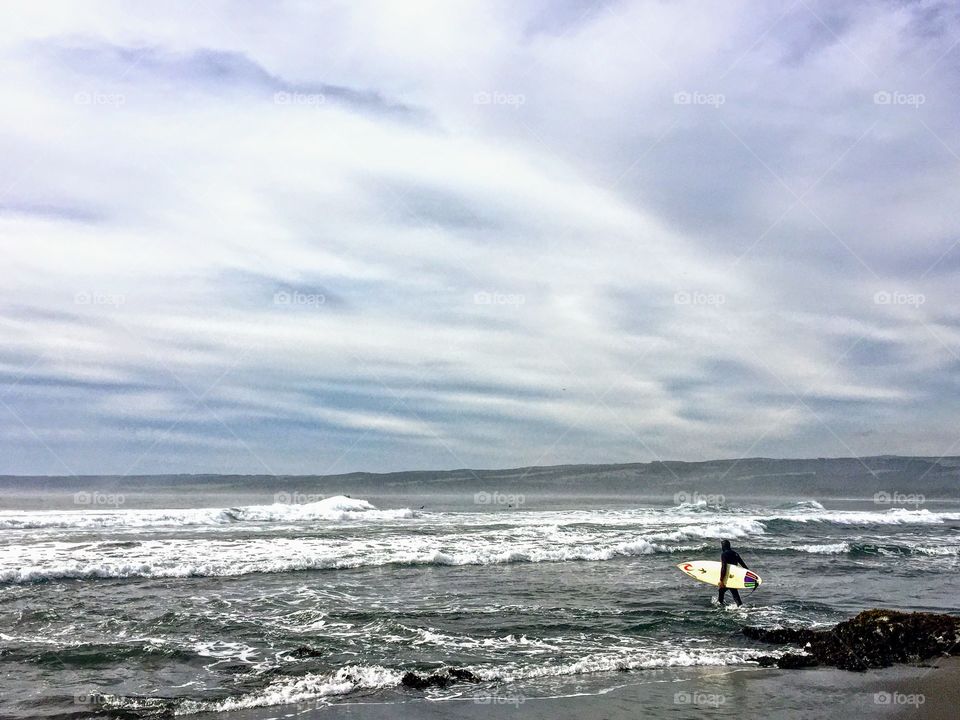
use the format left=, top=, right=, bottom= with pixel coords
left=1, top=485, right=957, bottom=717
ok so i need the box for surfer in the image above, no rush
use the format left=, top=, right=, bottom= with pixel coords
left=717, top=539, right=749, bottom=607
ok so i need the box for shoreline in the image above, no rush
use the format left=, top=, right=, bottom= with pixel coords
left=195, top=657, right=960, bottom=719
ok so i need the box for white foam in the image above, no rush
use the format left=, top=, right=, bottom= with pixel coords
left=788, top=500, right=826, bottom=511
left=771, top=508, right=958, bottom=525
left=0, top=496, right=413, bottom=530
left=403, top=626, right=562, bottom=652
left=648, top=518, right=766, bottom=542
left=911, top=545, right=960, bottom=556
left=472, top=645, right=780, bottom=683
left=673, top=499, right=715, bottom=510
left=0, top=532, right=669, bottom=583
left=3, top=501, right=957, bottom=584
left=786, top=543, right=850, bottom=554
left=234, top=497, right=413, bottom=523
left=8, top=501, right=944, bottom=534
left=870, top=544, right=960, bottom=557
left=166, top=646, right=782, bottom=714
left=173, top=664, right=403, bottom=715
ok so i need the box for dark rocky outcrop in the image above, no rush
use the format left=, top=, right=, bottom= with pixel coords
left=401, top=666, right=483, bottom=690
left=745, top=609, right=960, bottom=671
left=290, top=645, right=324, bottom=658
left=743, top=626, right=820, bottom=646
left=756, top=652, right=820, bottom=669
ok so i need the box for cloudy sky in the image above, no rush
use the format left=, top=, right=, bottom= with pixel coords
left=1, top=1, right=958, bottom=476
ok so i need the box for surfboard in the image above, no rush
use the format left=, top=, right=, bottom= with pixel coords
left=676, top=560, right=762, bottom=590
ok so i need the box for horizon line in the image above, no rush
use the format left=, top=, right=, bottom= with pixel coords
left=2, top=453, right=957, bottom=479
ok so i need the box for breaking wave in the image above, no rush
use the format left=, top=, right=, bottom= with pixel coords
left=0, top=496, right=413, bottom=530
left=0, top=537, right=684, bottom=584
left=99, top=647, right=784, bottom=715
left=765, top=508, right=959, bottom=527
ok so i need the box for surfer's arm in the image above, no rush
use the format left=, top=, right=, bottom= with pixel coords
left=736, top=553, right=748, bottom=569
left=718, top=560, right=728, bottom=587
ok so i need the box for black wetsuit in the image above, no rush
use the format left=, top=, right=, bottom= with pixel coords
left=718, top=549, right=748, bottom=606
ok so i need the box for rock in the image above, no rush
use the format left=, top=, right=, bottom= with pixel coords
left=773, top=652, right=820, bottom=669
left=742, top=626, right=818, bottom=646
left=401, top=666, right=482, bottom=690
left=743, top=609, right=960, bottom=672
left=290, top=645, right=324, bottom=658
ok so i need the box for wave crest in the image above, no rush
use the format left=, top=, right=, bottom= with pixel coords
left=0, top=495, right=413, bottom=530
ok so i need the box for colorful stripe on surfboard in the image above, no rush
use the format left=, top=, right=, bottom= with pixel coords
left=743, top=571, right=759, bottom=589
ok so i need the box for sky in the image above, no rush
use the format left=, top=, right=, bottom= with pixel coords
left=0, top=0, right=959, bottom=476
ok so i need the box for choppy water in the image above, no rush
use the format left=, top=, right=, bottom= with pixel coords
left=1, top=489, right=958, bottom=718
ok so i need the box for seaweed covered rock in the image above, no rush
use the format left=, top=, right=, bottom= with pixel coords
left=401, top=666, right=482, bottom=690
left=745, top=609, right=960, bottom=671
left=757, top=652, right=820, bottom=669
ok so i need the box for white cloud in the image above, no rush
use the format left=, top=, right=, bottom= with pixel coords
left=1, top=1, right=959, bottom=474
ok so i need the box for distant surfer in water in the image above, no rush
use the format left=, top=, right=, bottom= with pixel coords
left=717, top=539, right=749, bottom=607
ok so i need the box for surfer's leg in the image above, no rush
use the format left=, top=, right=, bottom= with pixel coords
left=717, top=587, right=726, bottom=605
left=731, top=589, right=743, bottom=606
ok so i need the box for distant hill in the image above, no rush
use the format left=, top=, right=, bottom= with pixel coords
left=2, top=456, right=958, bottom=499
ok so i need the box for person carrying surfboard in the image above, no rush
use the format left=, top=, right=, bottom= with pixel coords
left=717, top=539, right=749, bottom=607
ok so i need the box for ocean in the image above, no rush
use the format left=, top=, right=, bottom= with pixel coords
left=1, top=481, right=958, bottom=718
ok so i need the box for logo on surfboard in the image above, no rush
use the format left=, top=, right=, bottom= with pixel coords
left=676, top=561, right=763, bottom=589
left=681, top=562, right=708, bottom=575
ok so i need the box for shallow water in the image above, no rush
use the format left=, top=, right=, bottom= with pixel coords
left=1, top=489, right=958, bottom=718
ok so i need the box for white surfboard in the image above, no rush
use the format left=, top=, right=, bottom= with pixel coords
left=676, top=560, right=761, bottom=590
